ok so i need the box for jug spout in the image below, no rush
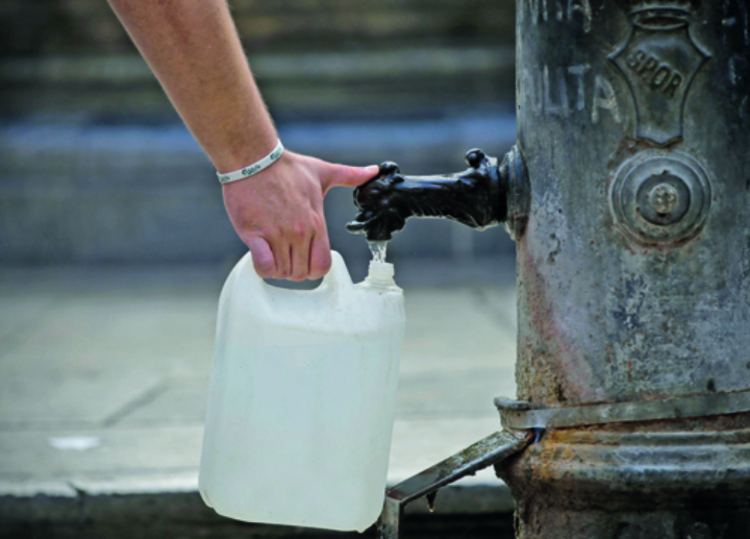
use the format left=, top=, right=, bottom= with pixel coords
left=346, top=145, right=529, bottom=242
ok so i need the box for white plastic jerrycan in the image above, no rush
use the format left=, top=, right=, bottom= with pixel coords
left=199, top=251, right=405, bottom=532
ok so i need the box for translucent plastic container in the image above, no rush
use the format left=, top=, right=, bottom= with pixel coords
left=199, top=251, right=405, bottom=532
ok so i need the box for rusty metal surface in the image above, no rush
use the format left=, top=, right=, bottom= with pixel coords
left=504, top=0, right=750, bottom=535
left=497, top=388, right=750, bottom=429
left=515, top=0, right=750, bottom=407
left=377, top=430, right=531, bottom=539
left=497, top=413, right=750, bottom=538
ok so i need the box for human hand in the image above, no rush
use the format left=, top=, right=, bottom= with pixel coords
left=222, top=151, right=379, bottom=281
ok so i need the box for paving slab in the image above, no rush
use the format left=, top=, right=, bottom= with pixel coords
left=0, top=260, right=518, bottom=534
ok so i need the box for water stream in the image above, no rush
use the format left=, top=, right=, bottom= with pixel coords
left=368, top=240, right=388, bottom=263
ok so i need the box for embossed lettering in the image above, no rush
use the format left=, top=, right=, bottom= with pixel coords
left=663, top=73, right=683, bottom=98
left=556, top=0, right=565, bottom=22
left=624, top=49, right=685, bottom=99
left=523, top=64, right=616, bottom=124
left=521, top=0, right=592, bottom=32
left=639, top=57, right=659, bottom=79
left=568, top=64, right=591, bottom=110
left=650, top=65, right=671, bottom=89
left=722, top=0, right=750, bottom=46
left=625, top=49, right=684, bottom=97
left=527, top=0, right=548, bottom=23
left=626, top=50, right=647, bottom=70
left=522, top=68, right=542, bottom=114
left=568, top=0, right=592, bottom=32
left=543, top=65, right=569, bottom=116
left=592, top=75, right=621, bottom=124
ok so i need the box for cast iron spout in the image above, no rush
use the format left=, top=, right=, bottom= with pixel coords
left=347, top=149, right=512, bottom=242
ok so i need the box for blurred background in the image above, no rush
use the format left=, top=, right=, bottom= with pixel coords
left=0, top=0, right=517, bottom=277
left=1, top=1, right=519, bottom=537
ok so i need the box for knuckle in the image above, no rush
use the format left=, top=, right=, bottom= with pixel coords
left=240, top=232, right=257, bottom=247
left=263, top=227, right=281, bottom=241
left=291, top=222, right=307, bottom=239
left=311, top=213, right=325, bottom=230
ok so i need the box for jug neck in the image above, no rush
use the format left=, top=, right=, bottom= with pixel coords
left=362, top=261, right=398, bottom=290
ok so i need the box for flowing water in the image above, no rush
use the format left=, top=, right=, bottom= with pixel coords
left=368, top=240, right=388, bottom=263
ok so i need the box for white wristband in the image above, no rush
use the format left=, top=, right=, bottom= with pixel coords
left=216, top=139, right=284, bottom=183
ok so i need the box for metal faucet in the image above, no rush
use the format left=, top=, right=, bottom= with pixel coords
left=347, top=146, right=528, bottom=243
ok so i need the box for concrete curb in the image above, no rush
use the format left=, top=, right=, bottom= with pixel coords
left=1, top=484, right=514, bottom=538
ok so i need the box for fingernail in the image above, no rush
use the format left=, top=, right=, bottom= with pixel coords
left=364, top=165, right=379, bottom=174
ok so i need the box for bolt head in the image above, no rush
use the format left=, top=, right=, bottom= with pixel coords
left=649, top=183, right=679, bottom=216
left=636, top=173, right=690, bottom=226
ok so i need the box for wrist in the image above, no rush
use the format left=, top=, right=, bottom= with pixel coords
left=212, top=127, right=279, bottom=174
left=216, top=139, right=285, bottom=183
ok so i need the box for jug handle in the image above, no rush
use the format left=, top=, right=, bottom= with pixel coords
left=318, top=250, right=354, bottom=291
left=239, top=250, right=353, bottom=292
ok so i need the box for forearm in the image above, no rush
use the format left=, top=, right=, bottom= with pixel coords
left=109, top=0, right=378, bottom=280
left=108, top=0, right=276, bottom=172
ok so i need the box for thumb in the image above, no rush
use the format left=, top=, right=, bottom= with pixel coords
left=323, top=164, right=379, bottom=191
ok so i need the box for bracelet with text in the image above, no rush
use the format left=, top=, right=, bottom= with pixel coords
left=216, top=139, right=284, bottom=183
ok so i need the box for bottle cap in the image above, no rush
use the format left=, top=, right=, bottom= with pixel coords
left=365, top=261, right=396, bottom=287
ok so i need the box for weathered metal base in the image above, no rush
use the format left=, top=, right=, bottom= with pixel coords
left=511, top=507, right=750, bottom=539
left=496, top=414, right=750, bottom=538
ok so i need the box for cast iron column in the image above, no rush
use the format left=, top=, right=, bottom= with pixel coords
left=496, top=0, right=750, bottom=536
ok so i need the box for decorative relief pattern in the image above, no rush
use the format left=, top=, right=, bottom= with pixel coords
left=610, top=8, right=709, bottom=144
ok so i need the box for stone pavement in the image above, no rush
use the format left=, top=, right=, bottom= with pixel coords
left=0, top=257, right=518, bottom=537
